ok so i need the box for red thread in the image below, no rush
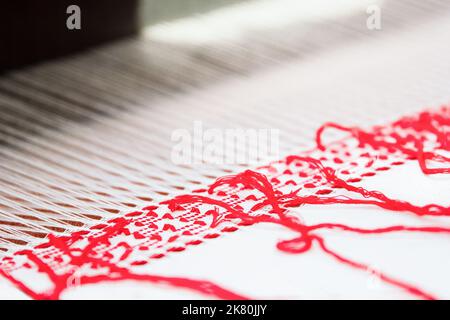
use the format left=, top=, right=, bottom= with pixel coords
left=316, top=107, right=450, bottom=174
left=1, top=108, right=449, bottom=300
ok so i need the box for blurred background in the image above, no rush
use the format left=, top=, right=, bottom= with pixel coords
left=0, top=0, right=449, bottom=256
left=2, top=0, right=449, bottom=72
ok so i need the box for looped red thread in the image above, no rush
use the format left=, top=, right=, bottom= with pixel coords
left=1, top=107, right=450, bottom=300
left=316, top=109, right=450, bottom=174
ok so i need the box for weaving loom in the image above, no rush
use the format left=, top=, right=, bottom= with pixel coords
left=0, top=0, right=450, bottom=300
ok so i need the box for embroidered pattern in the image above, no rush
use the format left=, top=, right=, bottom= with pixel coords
left=1, top=107, right=449, bottom=300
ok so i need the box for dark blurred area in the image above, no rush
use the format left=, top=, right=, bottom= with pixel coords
left=0, top=0, right=246, bottom=73
left=0, top=1, right=139, bottom=72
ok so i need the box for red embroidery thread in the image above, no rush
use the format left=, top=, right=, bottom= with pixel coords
left=1, top=107, right=449, bottom=300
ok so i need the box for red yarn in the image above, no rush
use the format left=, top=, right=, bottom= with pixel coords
left=3, top=219, right=248, bottom=300
left=164, top=164, right=450, bottom=300
left=1, top=108, right=449, bottom=300
left=316, top=107, right=450, bottom=174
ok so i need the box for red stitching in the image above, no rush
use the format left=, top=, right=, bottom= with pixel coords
left=1, top=107, right=450, bottom=300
